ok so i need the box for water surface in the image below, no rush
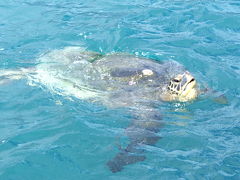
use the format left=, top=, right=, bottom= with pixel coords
left=0, top=0, right=240, bottom=179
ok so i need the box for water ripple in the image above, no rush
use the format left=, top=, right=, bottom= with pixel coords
left=0, top=0, right=240, bottom=179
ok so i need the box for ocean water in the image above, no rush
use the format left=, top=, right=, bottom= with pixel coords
left=0, top=0, right=240, bottom=179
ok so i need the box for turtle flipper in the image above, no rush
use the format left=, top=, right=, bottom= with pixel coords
left=200, top=88, right=228, bottom=105
left=107, top=106, right=162, bottom=173
left=107, top=150, right=146, bottom=173
left=107, top=131, right=160, bottom=173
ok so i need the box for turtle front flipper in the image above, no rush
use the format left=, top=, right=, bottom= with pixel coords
left=107, top=106, right=162, bottom=173
left=107, top=146, right=146, bottom=173
left=200, top=88, right=228, bottom=104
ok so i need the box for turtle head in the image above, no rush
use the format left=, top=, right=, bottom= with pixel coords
left=161, top=71, right=199, bottom=102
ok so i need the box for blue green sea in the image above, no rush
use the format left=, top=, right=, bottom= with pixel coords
left=0, top=0, right=240, bottom=179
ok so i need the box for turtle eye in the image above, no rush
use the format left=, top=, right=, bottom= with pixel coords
left=172, top=78, right=180, bottom=83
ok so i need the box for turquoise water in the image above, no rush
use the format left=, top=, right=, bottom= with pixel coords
left=0, top=0, right=240, bottom=179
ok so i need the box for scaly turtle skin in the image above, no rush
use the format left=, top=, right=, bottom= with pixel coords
left=0, top=47, right=199, bottom=173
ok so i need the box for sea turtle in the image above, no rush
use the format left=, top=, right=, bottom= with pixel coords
left=0, top=47, right=199, bottom=172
